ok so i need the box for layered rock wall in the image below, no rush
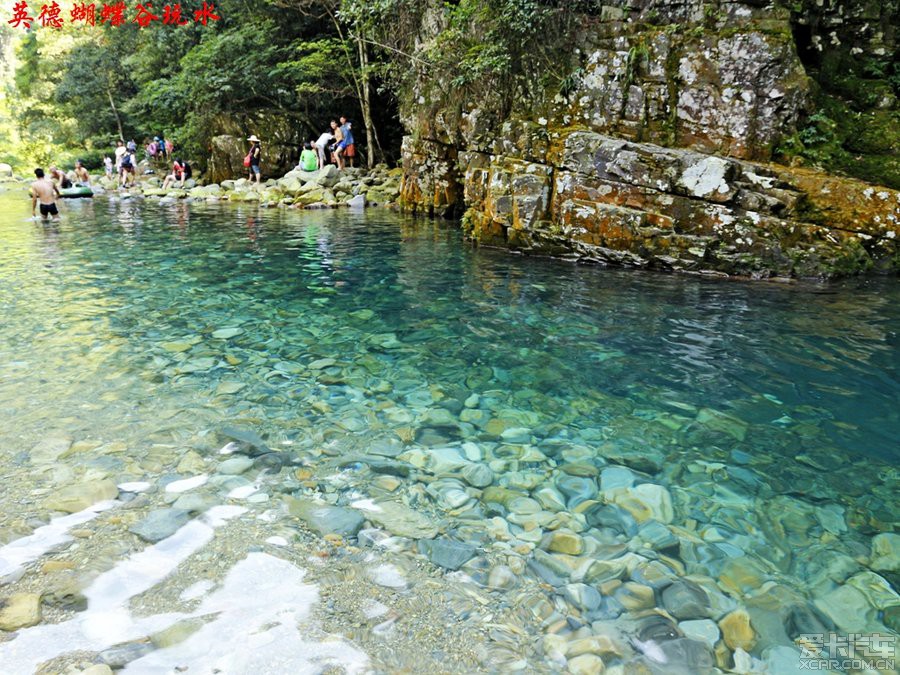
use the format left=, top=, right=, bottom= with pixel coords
left=459, top=130, right=899, bottom=277
left=399, top=0, right=900, bottom=277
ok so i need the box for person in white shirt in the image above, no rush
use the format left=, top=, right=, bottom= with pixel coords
left=314, top=130, right=333, bottom=169
left=114, top=139, right=126, bottom=171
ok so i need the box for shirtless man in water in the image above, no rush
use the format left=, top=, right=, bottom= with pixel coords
left=31, top=168, right=61, bottom=221
left=74, top=160, right=90, bottom=186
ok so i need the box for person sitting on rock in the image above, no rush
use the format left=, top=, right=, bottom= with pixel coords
left=163, top=158, right=191, bottom=189
left=74, top=160, right=91, bottom=186
left=299, top=141, right=318, bottom=172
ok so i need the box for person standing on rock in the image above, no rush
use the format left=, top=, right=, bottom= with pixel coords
left=119, top=150, right=136, bottom=188
left=246, top=135, right=262, bottom=184
left=337, top=116, right=356, bottom=169
left=329, top=120, right=345, bottom=170
left=314, top=129, right=333, bottom=169
left=30, top=168, right=61, bottom=221
left=114, top=139, right=127, bottom=173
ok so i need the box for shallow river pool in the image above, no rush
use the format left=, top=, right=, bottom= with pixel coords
left=0, top=190, right=897, bottom=674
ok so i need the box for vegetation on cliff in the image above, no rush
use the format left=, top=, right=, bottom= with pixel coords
left=0, top=0, right=896, bottom=188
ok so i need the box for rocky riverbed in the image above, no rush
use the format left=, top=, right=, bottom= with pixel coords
left=1, top=390, right=897, bottom=674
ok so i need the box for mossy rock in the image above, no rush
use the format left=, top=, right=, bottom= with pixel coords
left=296, top=189, right=325, bottom=205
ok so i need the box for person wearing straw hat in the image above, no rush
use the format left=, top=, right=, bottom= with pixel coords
left=247, top=134, right=262, bottom=184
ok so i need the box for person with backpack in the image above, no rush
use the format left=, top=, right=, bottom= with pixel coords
left=119, top=148, right=136, bottom=188
left=245, top=135, right=261, bottom=184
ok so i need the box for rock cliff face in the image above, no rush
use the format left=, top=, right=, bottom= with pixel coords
left=206, top=111, right=305, bottom=184
left=400, top=0, right=899, bottom=278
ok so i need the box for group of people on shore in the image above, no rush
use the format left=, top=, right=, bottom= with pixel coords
left=245, top=116, right=356, bottom=183
left=30, top=117, right=356, bottom=219
left=107, top=138, right=192, bottom=190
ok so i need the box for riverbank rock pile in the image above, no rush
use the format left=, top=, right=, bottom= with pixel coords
left=94, top=164, right=403, bottom=209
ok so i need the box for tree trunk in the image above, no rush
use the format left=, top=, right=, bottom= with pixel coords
left=106, top=84, right=124, bottom=141
left=356, top=34, right=382, bottom=167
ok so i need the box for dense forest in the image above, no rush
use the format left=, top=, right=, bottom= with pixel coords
left=1, top=0, right=898, bottom=186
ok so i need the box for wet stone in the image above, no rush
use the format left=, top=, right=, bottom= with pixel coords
left=612, top=483, right=673, bottom=524
left=287, top=498, right=365, bottom=537
left=500, top=427, right=531, bottom=443
left=217, top=456, right=254, bottom=475
left=546, top=530, right=585, bottom=556
left=99, top=641, right=154, bottom=667
left=509, top=497, right=542, bottom=515
left=583, top=503, right=638, bottom=536
left=657, top=638, right=715, bottom=671
left=81, top=666, right=114, bottom=675
left=814, top=583, right=880, bottom=632
left=637, top=520, right=677, bottom=550
left=557, top=475, right=598, bottom=509
left=679, top=619, right=720, bottom=647
left=614, top=582, right=655, bottom=611
left=0, top=593, right=42, bottom=631
left=718, top=609, right=757, bottom=651
left=368, top=563, right=407, bottom=589
left=461, top=463, right=494, bottom=487
left=129, top=508, right=191, bottom=543
left=718, top=556, right=768, bottom=595
left=44, top=479, right=118, bottom=513
left=581, top=559, right=627, bottom=585
left=566, top=654, right=605, bottom=675
left=527, top=558, right=568, bottom=587
left=869, top=532, right=900, bottom=573
left=600, top=466, right=635, bottom=492
left=560, top=462, right=599, bottom=477
left=417, top=538, right=476, bottom=571
left=356, top=500, right=438, bottom=539
left=662, top=580, right=712, bottom=620
left=29, top=435, right=73, bottom=464
left=488, top=565, right=518, bottom=590
left=563, top=583, right=602, bottom=612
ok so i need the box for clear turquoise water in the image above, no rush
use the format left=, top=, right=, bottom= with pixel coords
left=1, top=192, right=896, bottom=469
left=0, top=189, right=898, bottom=672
